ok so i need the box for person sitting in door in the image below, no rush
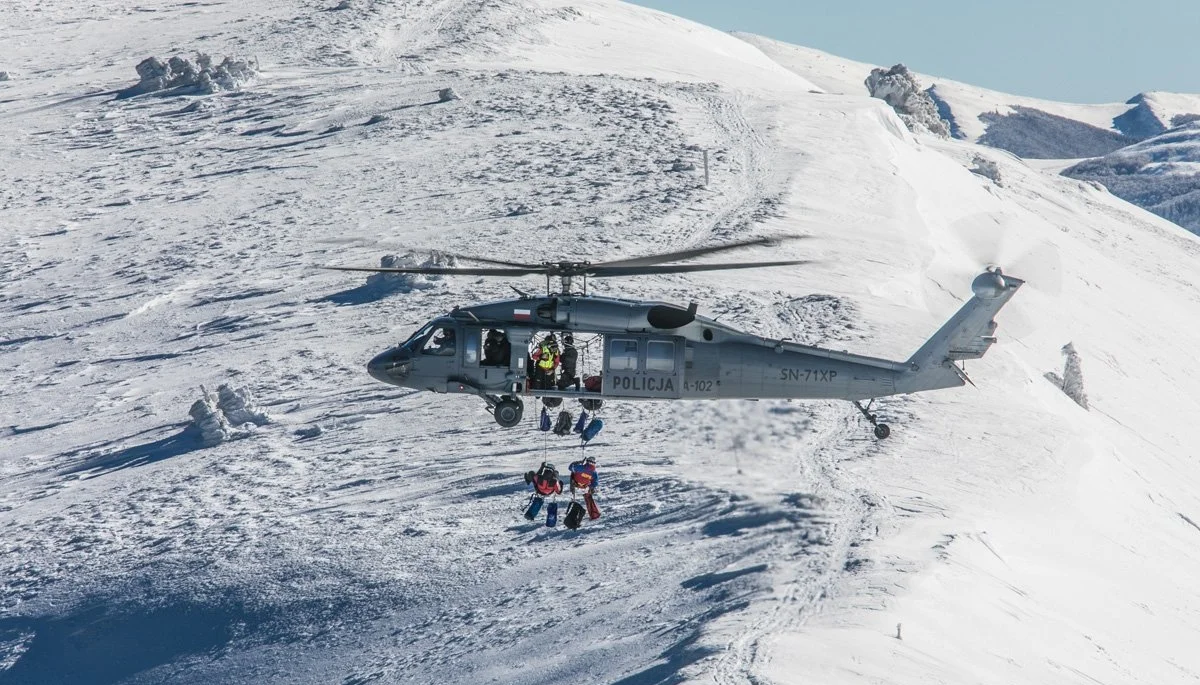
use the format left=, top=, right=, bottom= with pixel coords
left=482, top=329, right=510, bottom=366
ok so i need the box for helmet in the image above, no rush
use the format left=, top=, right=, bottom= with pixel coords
left=564, top=333, right=574, bottom=344
left=584, top=455, right=596, bottom=465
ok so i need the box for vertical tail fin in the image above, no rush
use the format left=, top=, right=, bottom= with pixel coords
left=898, top=269, right=1023, bottom=393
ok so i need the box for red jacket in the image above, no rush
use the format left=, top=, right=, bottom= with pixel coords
left=533, top=474, right=562, bottom=496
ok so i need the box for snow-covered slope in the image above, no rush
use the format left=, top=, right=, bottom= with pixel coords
left=737, top=32, right=1200, bottom=236
left=1063, top=122, right=1200, bottom=233
left=737, top=33, right=1200, bottom=151
left=3, top=2, right=1200, bottom=684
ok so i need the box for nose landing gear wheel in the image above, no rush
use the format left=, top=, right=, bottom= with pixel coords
left=873, top=424, right=891, bottom=440
left=493, top=397, right=524, bottom=428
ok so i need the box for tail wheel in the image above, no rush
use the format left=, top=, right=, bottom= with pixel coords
left=873, top=424, right=891, bottom=440
left=493, top=397, right=524, bottom=428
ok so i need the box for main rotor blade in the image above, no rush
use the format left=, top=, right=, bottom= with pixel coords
left=448, top=253, right=546, bottom=269
left=321, top=265, right=543, bottom=277
left=590, top=235, right=801, bottom=269
left=588, top=259, right=812, bottom=277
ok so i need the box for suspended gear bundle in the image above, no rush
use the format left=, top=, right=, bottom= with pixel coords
left=523, top=494, right=543, bottom=521
left=581, top=417, right=604, bottom=443
left=564, top=501, right=586, bottom=529
left=552, top=410, right=573, bottom=436
left=573, top=410, right=588, bottom=433
left=539, top=407, right=551, bottom=431
left=584, top=491, right=601, bottom=520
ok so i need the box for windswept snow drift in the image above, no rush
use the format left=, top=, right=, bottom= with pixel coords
left=3, top=2, right=1200, bottom=685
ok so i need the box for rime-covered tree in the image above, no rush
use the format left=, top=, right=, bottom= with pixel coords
left=1045, top=342, right=1088, bottom=409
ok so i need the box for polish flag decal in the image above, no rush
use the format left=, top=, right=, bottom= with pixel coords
left=513, top=308, right=532, bottom=320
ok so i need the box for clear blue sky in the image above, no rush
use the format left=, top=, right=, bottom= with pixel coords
left=626, top=0, right=1200, bottom=103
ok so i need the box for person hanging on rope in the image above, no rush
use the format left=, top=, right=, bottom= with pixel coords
left=523, top=461, right=563, bottom=526
left=568, top=455, right=598, bottom=494
left=564, top=456, right=602, bottom=528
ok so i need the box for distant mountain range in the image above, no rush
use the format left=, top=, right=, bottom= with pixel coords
left=736, top=33, right=1200, bottom=234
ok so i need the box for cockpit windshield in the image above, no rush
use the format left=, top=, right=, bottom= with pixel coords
left=401, top=322, right=437, bottom=351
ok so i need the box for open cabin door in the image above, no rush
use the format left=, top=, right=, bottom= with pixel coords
left=602, top=335, right=683, bottom=399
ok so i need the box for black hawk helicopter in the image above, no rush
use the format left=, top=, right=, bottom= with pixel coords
left=327, top=236, right=1021, bottom=438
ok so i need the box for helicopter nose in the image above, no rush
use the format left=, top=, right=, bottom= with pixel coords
left=367, top=348, right=412, bottom=385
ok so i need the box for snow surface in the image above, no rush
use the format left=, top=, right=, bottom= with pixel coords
left=1063, top=123, right=1200, bottom=234
left=3, top=1, right=1200, bottom=684
left=736, top=33, right=1200, bottom=146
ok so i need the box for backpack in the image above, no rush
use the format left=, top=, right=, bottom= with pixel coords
left=581, top=418, right=604, bottom=442
left=533, top=463, right=560, bottom=495
left=552, top=411, right=573, bottom=436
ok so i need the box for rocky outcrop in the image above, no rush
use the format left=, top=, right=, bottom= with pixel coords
left=865, top=64, right=951, bottom=137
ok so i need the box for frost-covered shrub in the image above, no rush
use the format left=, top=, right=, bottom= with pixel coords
left=969, top=155, right=1002, bottom=184
left=864, top=64, right=950, bottom=137
left=188, top=384, right=270, bottom=446
left=217, top=384, right=270, bottom=427
left=119, top=54, right=258, bottom=98
left=364, top=251, right=458, bottom=293
left=0, top=72, right=11, bottom=82
left=1044, top=342, right=1088, bottom=409
left=189, top=389, right=232, bottom=447
left=438, top=87, right=460, bottom=103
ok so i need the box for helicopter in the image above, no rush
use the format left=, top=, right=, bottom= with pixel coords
left=326, top=236, right=1022, bottom=439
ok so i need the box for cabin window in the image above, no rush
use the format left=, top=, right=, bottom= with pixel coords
left=609, top=338, right=639, bottom=371
left=646, top=340, right=676, bottom=373
left=481, top=329, right=511, bottom=367
left=422, top=327, right=457, bottom=356
left=464, top=330, right=480, bottom=365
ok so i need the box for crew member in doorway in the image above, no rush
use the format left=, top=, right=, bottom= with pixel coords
left=558, top=333, right=579, bottom=390
left=531, top=333, right=560, bottom=389
left=483, top=329, right=510, bottom=366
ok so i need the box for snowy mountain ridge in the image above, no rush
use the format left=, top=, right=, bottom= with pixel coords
left=736, top=32, right=1200, bottom=234
left=3, top=2, right=1200, bottom=684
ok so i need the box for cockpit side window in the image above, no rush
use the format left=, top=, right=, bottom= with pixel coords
left=421, top=327, right=457, bottom=356
left=402, top=323, right=436, bottom=351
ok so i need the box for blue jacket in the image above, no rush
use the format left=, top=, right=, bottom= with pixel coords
left=569, top=461, right=598, bottom=491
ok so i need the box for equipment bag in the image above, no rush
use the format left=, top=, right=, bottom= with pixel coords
left=584, top=492, right=601, bottom=520
left=524, top=494, right=544, bottom=521
left=573, top=410, right=588, bottom=433
left=539, top=407, right=551, bottom=431
left=553, top=411, right=573, bottom=436
left=581, top=418, right=604, bottom=443
left=564, top=501, right=586, bottom=529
